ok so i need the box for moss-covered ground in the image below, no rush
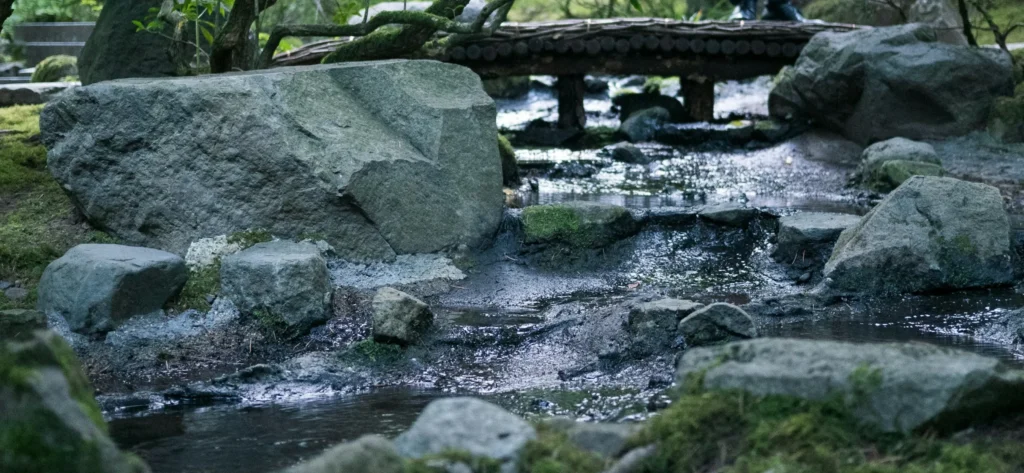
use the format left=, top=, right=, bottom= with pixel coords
left=0, top=106, right=115, bottom=310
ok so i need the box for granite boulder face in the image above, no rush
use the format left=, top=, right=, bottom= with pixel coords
left=770, top=24, right=1014, bottom=145
left=36, top=244, right=187, bottom=335
left=677, top=338, right=1024, bottom=433
left=823, top=176, right=1013, bottom=295
left=42, top=60, right=504, bottom=262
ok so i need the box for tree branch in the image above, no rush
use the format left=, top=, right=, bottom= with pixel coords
left=0, top=0, right=14, bottom=37
left=259, top=0, right=515, bottom=68
left=212, top=0, right=278, bottom=73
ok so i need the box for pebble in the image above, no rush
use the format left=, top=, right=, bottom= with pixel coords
left=4, top=287, right=29, bottom=301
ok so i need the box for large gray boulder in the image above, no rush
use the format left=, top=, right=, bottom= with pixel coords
left=37, top=244, right=187, bottom=335
left=42, top=60, right=504, bottom=261
left=1, top=330, right=150, bottom=473
left=372, top=287, right=433, bottom=345
left=772, top=212, right=862, bottom=268
left=619, top=107, right=670, bottom=143
left=78, top=0, right=180, bottom=85
left=770, top=24, right=1014, bottom=145
left=284, top=436, right=404, bottom=473
left=823, top=176, right=1013, bottom=295
left=677, top=303, right=757, bottom=347
left=676, top=338, right=1024, bottom=433
left=220, top=241, right=331, bottom=337
left=394, top=397, right=536, bottom=472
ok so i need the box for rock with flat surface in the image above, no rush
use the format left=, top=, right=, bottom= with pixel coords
left=42, top=60, right=503, bottom=261
left=394, top=397, right=536, bottom=472
left=372, top=287, right=433, bottom=345
left=220, top=241, right=331, bottom=337
left=284, top=435, right=404, bottom=473
left=770, top=24, right=1014, bottom=145
left=0, top=82, right=75, bottom=107
left=522, top=201, right=639, bottom=248
left=773, top=212, right=862, bottom=268
left=699, top=204, right=760, bottom=228
left=823, top=176, right=1013, bottom=295
left=37, top=244, right=187, bottom=334
left=678, top=303, right=757, bottom=347
left=676, top=338, right=1024, bottom=433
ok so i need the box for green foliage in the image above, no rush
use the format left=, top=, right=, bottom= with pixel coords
left=626, top=387, right=1024, bottom=473
left=29, top=55, right=77, bottom=83
left=7, top=0, right=101, bottom=24
left=518, top=422, right=608, bottom=473
left=498, top=134, right=520, bottom=187
left=258, top=32, right=303, bottom=53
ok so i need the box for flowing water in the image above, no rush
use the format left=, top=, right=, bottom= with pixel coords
left=107, top=76, right=1024, bottom=473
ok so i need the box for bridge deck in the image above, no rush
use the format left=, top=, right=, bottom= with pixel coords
left=273, top=18, right=858, bottom=77
left=271, top=18, right=860, bottom=125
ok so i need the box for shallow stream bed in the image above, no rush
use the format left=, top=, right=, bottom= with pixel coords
left=106, top=75, right=1024, bottom=473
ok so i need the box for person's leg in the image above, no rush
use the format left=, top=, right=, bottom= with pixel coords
left=763, top=0, right=806, bottom=21
left=728, top=0, right=757, bottom=20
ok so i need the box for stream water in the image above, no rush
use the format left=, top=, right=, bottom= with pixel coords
left=107, top=76, right=1024, bottom=473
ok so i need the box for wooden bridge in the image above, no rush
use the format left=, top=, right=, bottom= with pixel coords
left=273, top=18, right=859, bottom=127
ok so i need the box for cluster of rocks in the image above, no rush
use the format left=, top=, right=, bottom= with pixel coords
left=627, top=299, right=756, bottom=355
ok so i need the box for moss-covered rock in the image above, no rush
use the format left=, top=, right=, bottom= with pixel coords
left=857, top=137, right=945, bottom=192
left=0, top=309, right=47, bottom=341
left=30, top=55, right=78, bottom=83
left=988, top=83, right=1024, bottom=143
left=522, top=201, right=639, bottom=248
left=0, top=330, right=149, bottom=473
left=873, top=159, right=945, bottom=190
left=498, top=134, right=520, bottom=187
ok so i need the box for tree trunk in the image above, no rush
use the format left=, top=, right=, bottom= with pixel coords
left=323, top=0, right=470, bottom=63
left=0, top=0, right=14, bottom=36
left=211, top=0, right=278, bottom=73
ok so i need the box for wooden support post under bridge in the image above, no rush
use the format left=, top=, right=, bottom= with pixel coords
left=556, top=74, right=586, bottom=130
left=681, top=75, right=715, bottom=123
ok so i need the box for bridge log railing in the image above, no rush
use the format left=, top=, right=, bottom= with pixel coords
left=272, top=18, right=859, bottom=127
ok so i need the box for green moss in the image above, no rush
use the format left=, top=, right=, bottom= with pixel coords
left=0, top=105, right=47, bottom=192
left=30, top=55, right=78, bottom=83
left=642, top=77, right=667, bottom=95
left=989, top=85, right=1024, bottom=143
left=227, top=228, right=273, bottom=249
left=349, top=339, right=404, bottom=363
left=625, top=386, right=1024, bottom=473
left=498, top=134, right=521, bottom=187
left=252, top=307, right=291, bottom=340
left=574, top=126, right=622, bottom=149
left=168, top=264, right=220, bottom=313
left=522, top=205, right=583, bottom=244
left=519, top=422, right=608, bottom=473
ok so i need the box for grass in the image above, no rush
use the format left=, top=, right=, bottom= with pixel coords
left=0, top=106, right=117, bottom=310
left=168, top=264, right=221, bottom=313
